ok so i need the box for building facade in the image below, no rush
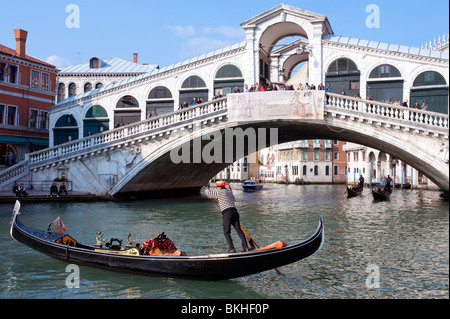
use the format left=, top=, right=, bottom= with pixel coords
left=0, top=29, right=58, bottom=167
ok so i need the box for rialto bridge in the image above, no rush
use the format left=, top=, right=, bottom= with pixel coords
left=0, top=4, right=448, bottom=196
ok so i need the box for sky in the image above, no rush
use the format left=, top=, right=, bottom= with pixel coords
left=1, top=0, right=448, bottom=69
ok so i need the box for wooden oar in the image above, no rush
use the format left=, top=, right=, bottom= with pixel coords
left=240, top=225, right=282, bottom=275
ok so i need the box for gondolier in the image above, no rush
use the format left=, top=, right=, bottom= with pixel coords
left=203, top=181, right=250, bottom=253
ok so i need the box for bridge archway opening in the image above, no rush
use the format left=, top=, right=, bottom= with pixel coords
left=410, top=71, right=448, bottom=114
left=83, top=105, right=109, bottom=137
left=179, top=75, right=208, bottom=106
left=114, top=95, right=141, bottom=126
left=147, top=86, right=174, bottom=116
left=259, top=22, right=309, bottom=86
left=53, top=114, right=79, bottom=146
left=367, top=64, right=403, bottom=103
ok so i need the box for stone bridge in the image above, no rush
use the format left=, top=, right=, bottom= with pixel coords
left=0, top=92, right=448, bottom=197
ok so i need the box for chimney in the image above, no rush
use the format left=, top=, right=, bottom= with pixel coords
left=133, top=53, right=138, bottom=64
left=14, top=29, right=28, bottom=57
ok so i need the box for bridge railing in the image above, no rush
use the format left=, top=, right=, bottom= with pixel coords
left=326, top=92, right=449, bottom=129
left=27, top=96, right=228, bottom=166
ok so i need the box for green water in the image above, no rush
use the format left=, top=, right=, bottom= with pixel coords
left=0, top=184, right=448, bottom=299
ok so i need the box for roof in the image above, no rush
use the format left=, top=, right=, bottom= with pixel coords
left=53, top=41, right=246, bottom=107
left=0, top=44, right=56, bottom=68
left=59, top=57, right=159, bottom=75
left=323, top=35, right=450, bottom=60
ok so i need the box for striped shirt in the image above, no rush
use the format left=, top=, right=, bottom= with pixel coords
left=204, top=188, right=236, bottom=212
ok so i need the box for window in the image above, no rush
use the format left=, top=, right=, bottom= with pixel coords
left=369, top=64, right=401, bottom=78
left=40, top=111, right=48, bottom=129
left=314, top=165, right=319, bottom=176
left=42, top=73, right=49, bottom=91
left=69, top=83, right=77, bottom=97
left=325, top=151, right=330, bottom=161
left=334, top=166, right=339, bottom=176
left=303, top=165, right=307, bottom=175
left=292, top=166, right=298, bottom=176
left=84, top=82, right=93, bottom=92
left=95, top=83, right=103, bottom=89
left=57, top=83, right=66, bottom=103
left=0, top=62, right=5, bottom=81
left=314, top=151, right=319, bottom=161
left=0, top=104, right=5, bottom=124
left=29, top=109, right=39, bottom=128
left=7, top=106, right=17, bottom=125
left=90, top=57, right=100, bottom=69
left=350, top=81, right=359, bottom=90
left=31, top=70, right=39, bottom=89
left=302, top=151, right=308, bottom=161
left=325, top=166, right=330, bottom=176
left=333, top=151, right=339, bottom=160
left=9, top=65, right=18, bottom=84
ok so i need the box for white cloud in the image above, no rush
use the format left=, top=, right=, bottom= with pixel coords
left=46, top=55, right=72, bottom=68
left=165, top=25, right=196, bottom=38
left=165, top=24, right=245, bottom=60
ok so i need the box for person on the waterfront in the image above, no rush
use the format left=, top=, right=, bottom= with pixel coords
left=13, top=182, right=19, bottom=196
left=59, top=183, right=68, bottom=197
left=17, top=183, right=27, bottom=197
left=203, top=181, right=250, bottom=253
left=50, top=182, right=59, bottom=197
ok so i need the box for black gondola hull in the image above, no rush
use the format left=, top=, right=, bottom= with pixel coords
left=10, top=206, right=324, bottom=281
left=372, top=189, right=391, bottom=200
left=347, top=187, right=363, bottom=198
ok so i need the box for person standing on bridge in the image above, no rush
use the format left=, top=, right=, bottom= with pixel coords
left=203, top=181, right=250, bottom=253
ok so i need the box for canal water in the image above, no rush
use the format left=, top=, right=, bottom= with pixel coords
left=0, top=184, right=448, bottom=299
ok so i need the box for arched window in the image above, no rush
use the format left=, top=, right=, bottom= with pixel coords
left=411, top=71, right=448, bottom=114
left=182, top=75, right=206, bottom=88
left=95, top=83, right=103, bottom=89
left=68, top=83, right=77, bottom=97
left=84, top=105, right=109, bottom=136
left=53, top=114, right=79, bottom=146
left=115, top=95, right=141, bottom=126
left=369, top=64, right=401, bottom=78
left=84, top=82, right=93, bottom=93
left=147, top=86, right=174, bottom=116
left=179, top=75, right=208, bottom=106
left=367, top=64, right=403, bottom=103
left=214, top=64, right=244, bottom=96
left=325, top=58, right=360, bottom=96
left=90, top=57, right=100, bottom=69
left=57, top=83, right=66, bottom=103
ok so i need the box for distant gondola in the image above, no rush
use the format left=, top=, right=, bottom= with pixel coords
left=372, top=188, right=392, bottom=200
left=347, top=185, right=363, bottom=198
left=10, top=201, right=324, bottom=281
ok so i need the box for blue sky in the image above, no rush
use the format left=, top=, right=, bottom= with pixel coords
left=1, top=0, right=448, bottom=68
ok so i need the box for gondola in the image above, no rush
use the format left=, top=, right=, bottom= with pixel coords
left=372, top=187, right=392, bottom=200
left=242, top=180, right=263, bottom=191
left=346, top=185, right=363, bottom=198
left=10, top=201, right=324, bottom=281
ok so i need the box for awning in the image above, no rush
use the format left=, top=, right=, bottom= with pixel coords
left=0, top=135, right=49, bottom=146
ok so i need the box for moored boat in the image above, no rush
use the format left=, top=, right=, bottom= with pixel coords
left=242, top=180, right=263, bottom=191
left=10, top=201, right=324, bottom=281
